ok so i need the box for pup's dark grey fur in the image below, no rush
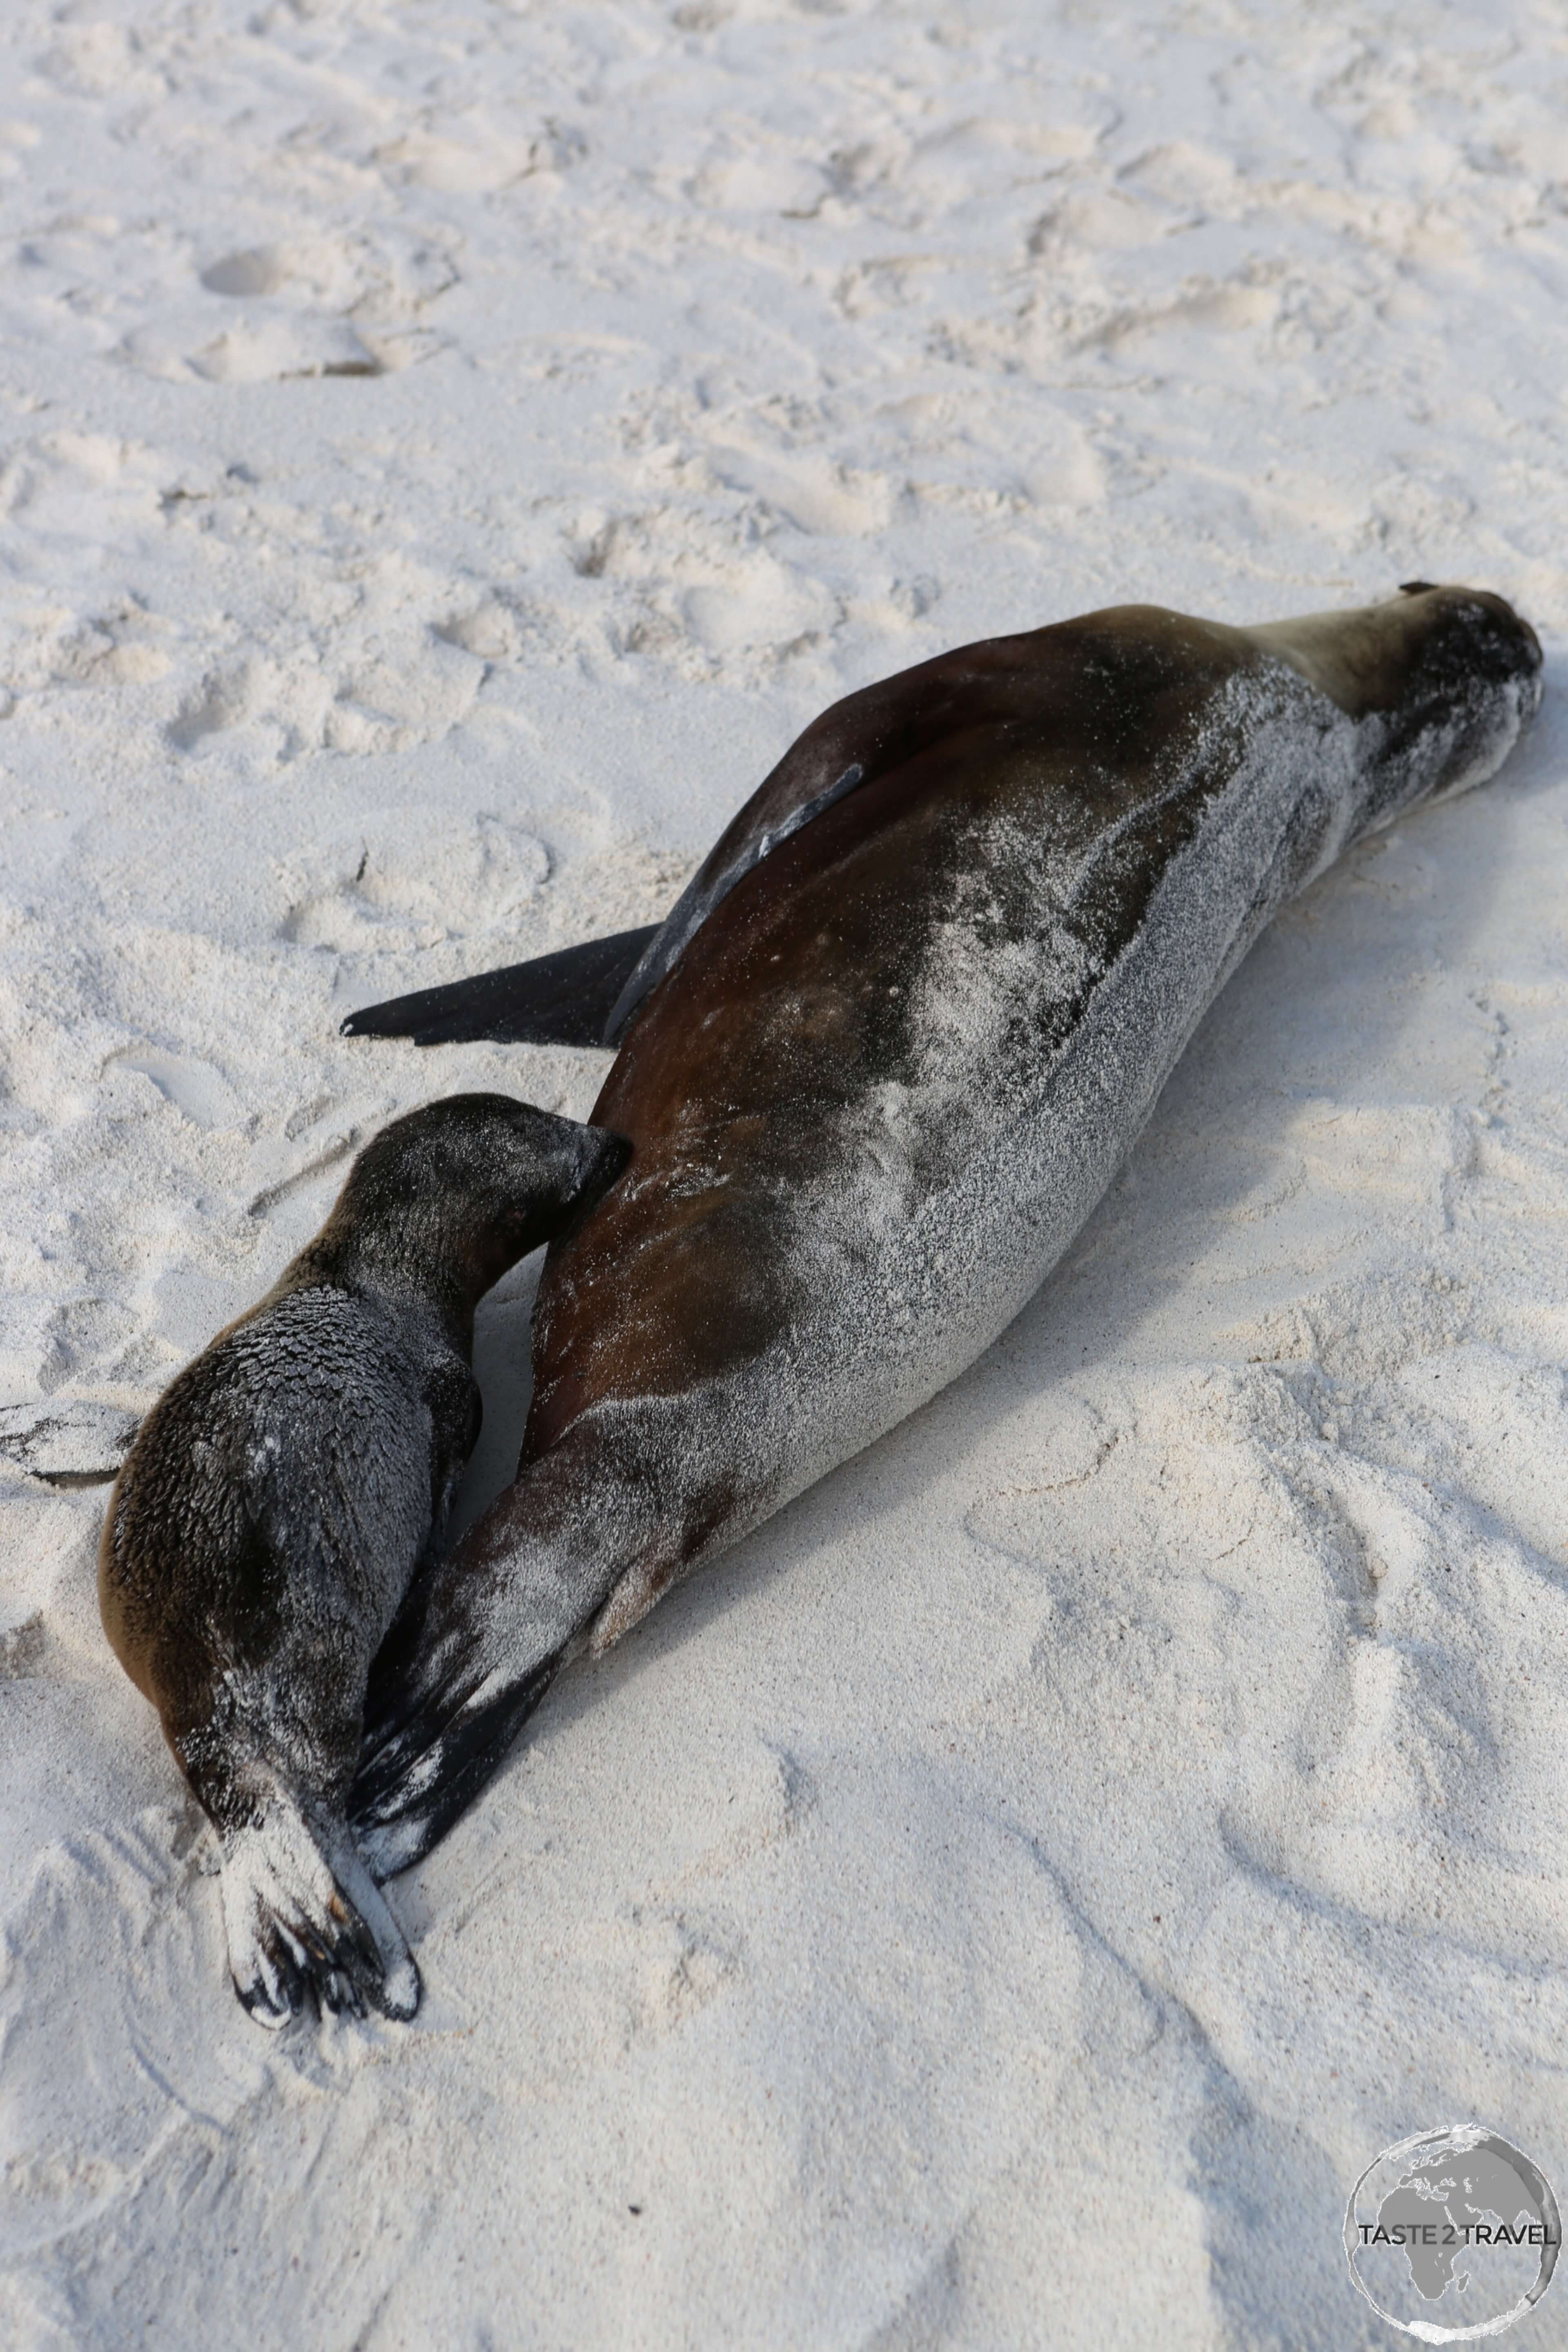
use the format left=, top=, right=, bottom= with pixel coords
left=99, top=1093, right=628, bottom=2027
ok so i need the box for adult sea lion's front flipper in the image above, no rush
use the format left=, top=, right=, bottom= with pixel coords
left=340, top=925, right=659, bottom=1049
left=340, top=627, right=1121, bottom=1052
left=340, top=757, right=870, bottom=1051
left=600, top=758, right=866, bottom=1040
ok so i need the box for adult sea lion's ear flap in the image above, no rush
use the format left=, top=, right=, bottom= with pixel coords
left=338, top=925, right=661, bottom=1049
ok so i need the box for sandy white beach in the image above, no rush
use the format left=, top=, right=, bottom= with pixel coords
left=2, top=1, right=1567, bottom=2344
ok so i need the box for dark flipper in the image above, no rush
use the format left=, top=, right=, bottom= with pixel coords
left=351, top=1647, right=566, bottom=1881
left=603, top=762, right=864, bottom=1040
left=598, top=622, right=1127, bottom=1040
left=339, top=925, right=660, bottom=1049
left=339, top=620, right=1151, bottom=1052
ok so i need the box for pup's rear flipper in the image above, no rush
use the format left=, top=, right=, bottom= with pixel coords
left=220, top=1785, right=419, bottom=2027
left=339, top=925, right=660, bottom=1049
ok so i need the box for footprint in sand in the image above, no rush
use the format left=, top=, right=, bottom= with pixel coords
left=120, top=232, right=457, bottom=385
left=109, top=1049, right=240, bottom=1131
left=0, top=1399, right=142, bottom=1489
left=278, top=810, right=548, bottom=955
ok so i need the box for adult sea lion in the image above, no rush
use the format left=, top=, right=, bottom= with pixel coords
left=99, top=1094, right=628, bottom=2024
left=349, top=586, right=1543, bottom=1875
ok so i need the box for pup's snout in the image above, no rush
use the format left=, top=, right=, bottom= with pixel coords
left=576, top=1123, right=633, bottom=1205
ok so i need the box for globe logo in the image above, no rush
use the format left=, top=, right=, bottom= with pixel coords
left=1345, top=2125, right=1561, bottom=2342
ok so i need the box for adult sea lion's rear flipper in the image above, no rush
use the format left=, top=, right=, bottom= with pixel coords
left=351, top=1537, right=581, bottom=1881
left=339, top=925, right=660, bottom=1049
left=350, top=1414, right=658, bottom=1878
left=352, top=1643, right=567, bottom=1880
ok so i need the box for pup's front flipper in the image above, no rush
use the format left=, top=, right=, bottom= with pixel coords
left=218, top=1780, right=419, bottom=2027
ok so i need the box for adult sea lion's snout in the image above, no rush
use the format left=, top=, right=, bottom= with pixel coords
left=1400, top=580, right=1543, bottom=700
left=1245, top=581, right=1543, bottom=833
left=1385, top=583, right=1544, bottom=812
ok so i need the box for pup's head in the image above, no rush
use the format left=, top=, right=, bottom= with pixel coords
left=316, top=1093, right=630, bottom=1314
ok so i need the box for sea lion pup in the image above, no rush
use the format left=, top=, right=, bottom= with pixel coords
left=98, top=1094, right=629, bottom=2025
left=350, top=585, right=1542, bottom=1875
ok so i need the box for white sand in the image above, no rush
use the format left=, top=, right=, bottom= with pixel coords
left=3, top=2, right=1567, bottom=2344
